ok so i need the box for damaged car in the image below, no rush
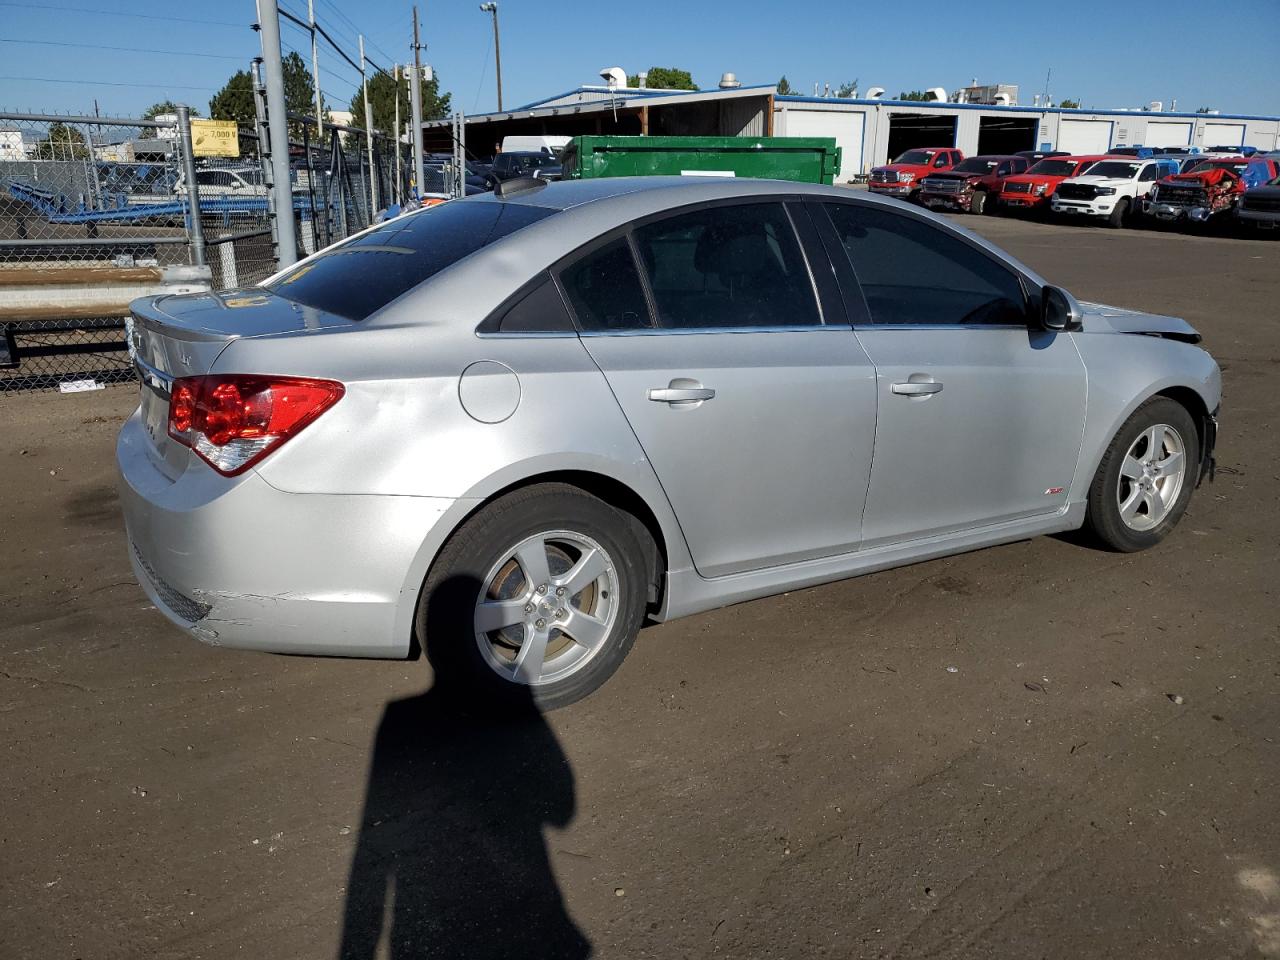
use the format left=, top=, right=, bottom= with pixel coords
left=918, top=154, right=1031, bottom=215
left=1141, top=156, right=1280, bottom=224
left=118, top=177, right=1221, bottom=709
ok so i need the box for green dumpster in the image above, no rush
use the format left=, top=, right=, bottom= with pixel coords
left=560, top=136, right=841, bottom=185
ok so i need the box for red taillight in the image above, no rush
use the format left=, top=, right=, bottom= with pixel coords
left=167, top=374, right=344, bottom=476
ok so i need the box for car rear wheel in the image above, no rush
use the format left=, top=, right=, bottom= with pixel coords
left=1083, top=397, right=1198, bottom=552
left=417, top=483, right=649, bottom=710
left=1106, top=197, right=1130, bottom=229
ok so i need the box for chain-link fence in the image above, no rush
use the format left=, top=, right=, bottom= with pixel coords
left=1, top=107, right=409, bottom=391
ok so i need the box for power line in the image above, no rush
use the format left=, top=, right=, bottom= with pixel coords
left=0, top=37, right=246, bottom=60
left=0, top=75, right=217, bottom=91
left=0, top=0, right=245, bottom=27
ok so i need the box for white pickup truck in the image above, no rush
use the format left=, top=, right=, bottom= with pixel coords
left=1050, top=157, right=1179, bottom=227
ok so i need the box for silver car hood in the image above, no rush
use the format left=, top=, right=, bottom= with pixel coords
left=1079, top=301, right=1202, bottom=344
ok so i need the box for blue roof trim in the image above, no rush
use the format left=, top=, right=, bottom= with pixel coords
left=774, top=94, right=1279, bottom=123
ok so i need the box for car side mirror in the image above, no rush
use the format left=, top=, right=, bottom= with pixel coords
left=1040, top=284, right=1081, bottom=332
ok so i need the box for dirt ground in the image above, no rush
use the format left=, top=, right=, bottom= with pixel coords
left=1, top=215, right=1277, bottom=960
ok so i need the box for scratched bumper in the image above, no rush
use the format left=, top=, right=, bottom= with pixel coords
left=117, top=408, right=455, bottom=658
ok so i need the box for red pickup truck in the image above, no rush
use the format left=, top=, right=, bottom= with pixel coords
left=868, top=148, right=963, bottom=200
left=1144, top=156, right=1280, bottom=223
left=999, top=154, right=1108, bottom=213
left=918, top=155, right=1030, bottom=214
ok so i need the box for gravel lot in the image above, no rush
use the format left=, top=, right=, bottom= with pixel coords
left=2, top=215, right=1277, bottom=960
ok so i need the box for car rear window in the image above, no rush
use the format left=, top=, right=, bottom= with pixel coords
left=267, top=200, right=556, bottom=320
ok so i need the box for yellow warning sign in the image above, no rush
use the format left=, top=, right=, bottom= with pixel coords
left=190, top=119, right=240, bottom=158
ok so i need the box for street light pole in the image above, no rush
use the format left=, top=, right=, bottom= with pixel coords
left=480, top=3, right=503, bottom=112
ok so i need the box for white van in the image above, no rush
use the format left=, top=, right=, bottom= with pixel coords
left=500, top=135, right=571, bottom=157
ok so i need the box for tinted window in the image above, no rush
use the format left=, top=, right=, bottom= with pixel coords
left=559, top=238, right=651, bottom=331
left=824, top=203, right=1027, bottom=326
left=631, top=203, right=820, bottom=329
left=1028, top=159, right=1076, bottom=176
left=495, top=275, right=574, bottom=333
left=1088, top=161, right=1141, bottom=179
left=1139, top=164, right=1159, bottom=182
left=268, top=201, right=555, bottom=320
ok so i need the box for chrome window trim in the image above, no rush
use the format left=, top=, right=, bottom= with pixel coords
left=578, top=324, right=840, bottom=338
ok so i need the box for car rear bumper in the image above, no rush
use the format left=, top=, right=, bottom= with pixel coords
left=117, top=408, right=458, bottom=658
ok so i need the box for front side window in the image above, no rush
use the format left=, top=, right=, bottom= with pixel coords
left=1139, top=164, right=1159, bottom=182
left=823, top=203, right=1027, bottom=326
left=559, top=238, right=652, bottom=331
left=269, top=200, right=556, bottom=320
left=631, top=203, right=820, bottom=330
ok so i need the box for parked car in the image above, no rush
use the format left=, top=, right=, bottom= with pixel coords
left=1107, top=146, right=1157, bottom=158
left=486, top=151, right=563, bottom=187
left=1208, top=145, right=1257, bottom=156
left=1143, top=157, right=1257, bottom=223
left=1015, top=150, right=1069, bottom=163
left=868, top=148, right=963, bottom=200
left=1236, top=173, right=1280, bottom=230
left=119, top=177, right=1220, bottom=709
left=918, top=154, right=1030, bottom=214
left=998, top=154, right=1107, bottom=214
left=1050, top=157, right=1179, bottom=227
left=174, top=166, right=267, bottom=198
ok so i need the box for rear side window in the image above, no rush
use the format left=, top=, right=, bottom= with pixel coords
left=268, top=201, right=555, bottom=320
left=631, top=203, right=820, bottom=329
left=559, top=238, right=652, bottom=331
left=492, top=274, right=574, bottom=333
left=824, top=203, right=1027, bottom=326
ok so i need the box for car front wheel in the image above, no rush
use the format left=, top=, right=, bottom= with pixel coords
left=1084, top=397, right=1198, bottom=552
left=417, top=483, right=650, bottom=710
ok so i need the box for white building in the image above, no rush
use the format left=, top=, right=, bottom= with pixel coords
left=774, top=96, right=1280, bottom=182
left=0, top=130, right=29, bottom=161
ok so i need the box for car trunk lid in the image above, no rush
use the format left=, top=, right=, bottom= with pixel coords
left=128, top=288, right=355, bottom=479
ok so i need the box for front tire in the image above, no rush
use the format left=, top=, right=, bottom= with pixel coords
left=417, top=483, right=650, bottom=710
left=1083, top=398, right=1198, bottom=552
left=970, top=190, right=988, bottom=215
left=1106, top=197, right=1130, bottom=229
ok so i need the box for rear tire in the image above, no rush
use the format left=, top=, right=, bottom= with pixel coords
left=1106, top=197, right=1130, bottom=229
left=417, top=483, right=650, bottom=711
left=1083, top=397, right=1198, bottom=552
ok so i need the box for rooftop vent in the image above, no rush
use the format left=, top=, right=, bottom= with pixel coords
left=719, top=72, right=741, bottom=89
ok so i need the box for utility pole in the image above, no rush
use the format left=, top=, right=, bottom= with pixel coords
left=257, top=0, right=298, bottom=267
left=480, top=3, right=503, bottom=112
left=410, top=6, right=425, bottom=203
left=308, top=0, right=323, bottom=131
left=394, top=64, right=402, bottom=205
left=359, top=35, right=378, bottom=216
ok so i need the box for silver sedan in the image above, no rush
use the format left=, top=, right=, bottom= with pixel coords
left=118, top=176, right=1220, bottom=708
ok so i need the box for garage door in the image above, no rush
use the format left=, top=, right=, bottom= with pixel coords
left=1057, top=119, right=1113, bottom=155
left=1145, top=120, right=1192, bottom=147
left=781, top=109, right=865, bottom=182
left=1203, top=121, right=1245, bottom=147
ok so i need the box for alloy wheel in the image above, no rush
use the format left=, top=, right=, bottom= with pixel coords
left=1116, top=423, right=1187, bottom=532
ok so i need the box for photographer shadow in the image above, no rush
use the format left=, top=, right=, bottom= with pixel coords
left=338, top=574, right=591, bottom=959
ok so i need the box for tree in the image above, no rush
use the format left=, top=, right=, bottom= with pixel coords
left=776, top=75, right=795, bottom=96
left=350, top=67, right=450, bottom=136
left=626, top=66, right=696, bottom=90
left=139, top=100, right=196, bottom=139
left=209, top=52, right=324, bottom=138
left=35, top=122, right=89, bottom=160
left=896, top=90, right=933, bottom=101
left=1058, top=97, right=1081, bottom=109
left=836, top=79, right=859, bottom=98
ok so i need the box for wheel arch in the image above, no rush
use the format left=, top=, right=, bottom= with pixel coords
left=394, top=459, right=690, bottom=658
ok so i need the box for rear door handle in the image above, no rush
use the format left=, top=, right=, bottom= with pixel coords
left=648, top=378, right=715, bottom=404
left=891, top=380, right=944, bottom=396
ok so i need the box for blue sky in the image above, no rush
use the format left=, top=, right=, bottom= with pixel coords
left=0, top=0, right=1277, bottom=119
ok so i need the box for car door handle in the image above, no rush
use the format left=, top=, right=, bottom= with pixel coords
left=891, top=380, right=944, bottom=396
left=648, top=379, right=715, bottom=404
